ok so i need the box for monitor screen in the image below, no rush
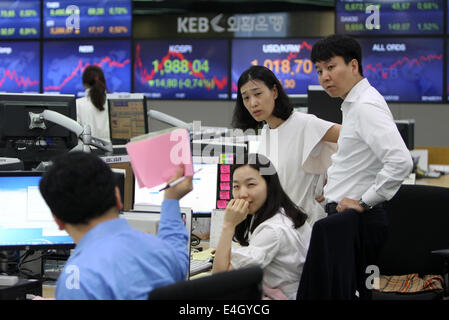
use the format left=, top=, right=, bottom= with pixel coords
left=358, top=37, right=443, bottom=102
left=133, top=159, right=218, bottom=215
left=0, top=171, right=75, bottom=250
left=0, top=93, right=77, bottom=168
left=134, top=39, right=229, bottom=100
left=0, top=0, right=41, bottom=39
left=43, top=0, right=131, bottom=38
left=0, top=41, right=40, bottom=93
left=231, top=38, right=320, bottom=99
left=43, top=39, right=131, bottom=96
left=108, top=93, right=148, bottom=144
left=336, top=0, right=443, bottom=35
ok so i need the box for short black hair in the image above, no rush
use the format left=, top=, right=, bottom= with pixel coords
left=231, top=153, right=308, bottom=246
left=39, top=152, right=116, bottom=225
left=232, top=65, right=293, bottom=130
left=311, top=34, right=364, bottom=77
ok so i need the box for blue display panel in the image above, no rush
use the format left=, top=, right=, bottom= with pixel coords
left=0, top=0, right=40, bottom=39
left=43, top=0, right=131, bottom=38
left=134, top=39, right=229, bottom=100
left=336, top=0, right=443, bottom=35
left=0, top=175, right=75, bottom=249
left=231, top=38, right=320, bottom=99
left=43, top=39, right=131, bottom=96
left=0, top=41, right=40, bottom=93
left=358, top=37, right=443, bottom=102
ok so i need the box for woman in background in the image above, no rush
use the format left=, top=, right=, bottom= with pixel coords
left=212, top=153, right=311, bottom=300
left=76, top=65, right=110, bottom=142
left=232, top=65, right=340, bottom=225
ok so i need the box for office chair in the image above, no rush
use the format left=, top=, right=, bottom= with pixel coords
left=372, top=184, right=449, bottom=300
left=148, top=266, right=263, bottom=300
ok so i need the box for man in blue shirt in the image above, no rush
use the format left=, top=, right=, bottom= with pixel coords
left=39, top=152, right=192, bottom=300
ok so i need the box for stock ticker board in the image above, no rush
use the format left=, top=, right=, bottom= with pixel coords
left=358, top=37, right=443, bottom=102
left=43, top=0, right=131, bottom=38
left=134, top=39, right=229, bottom=100
left=0, top=41, right=40, bottom=93
left=336, top=0, right=444, bottom=35
left=42, top=39, right=131, bottom=96
left=0, top=0, right=40, bottom=39
left=231, top=38, right=320, bottom=98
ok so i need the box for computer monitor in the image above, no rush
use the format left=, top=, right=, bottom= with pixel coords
left=0, top=171, right=75, bottom=250
left=307, top=85, right=343, bottom=124
left=133, top=157, right=219, bottom=216
left=395, top=120, right=415, bottom=150
left=0, top=93, right=78, bottom=169
left=107, top=93, right=148, bottom=145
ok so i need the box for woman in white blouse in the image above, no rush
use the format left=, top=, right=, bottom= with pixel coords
left=212, top=153, right=312, bottom=300
left=232, top=66, right=340, bottom=226
left=76, top=65, right=110, bottom=142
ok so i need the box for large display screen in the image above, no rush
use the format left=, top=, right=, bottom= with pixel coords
left=43, top=0, right=131, bottom=38
left=134, top=39, right=229, bottom=100
left=0, top=41, right=40, bottom=93
left=43, top=39, right=131, bottom=96
left=0, top=0, right=40, bottom=39
left=359, top=37, right=443, bottom=102
left=336, top=0, right=443, bottom=35
left=231, top=38, right=320, bottom=98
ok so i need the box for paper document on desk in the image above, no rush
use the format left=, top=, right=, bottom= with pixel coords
left=126, top=128, right=193, bottom=189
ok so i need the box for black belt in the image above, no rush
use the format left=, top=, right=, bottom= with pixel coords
left=325, top=201, right=385, bottom=214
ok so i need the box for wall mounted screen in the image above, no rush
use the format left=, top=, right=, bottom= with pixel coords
left=134, top=39, right=229, bottom=100
left=0, top=41, right=40, bottom=93
left=0, top=0, right=40, bottom=39
left=336, top=0, right=443, bottom=35
left=43, top=0, right=131, bottom=38
left=358, top=37, right=443, bottom=102
left=43, top=39, right=131, bottom=96
left=231, top=38, right=320, bottom=99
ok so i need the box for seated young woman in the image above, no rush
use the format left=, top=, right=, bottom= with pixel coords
left=212, top=153, right=311, bottom=300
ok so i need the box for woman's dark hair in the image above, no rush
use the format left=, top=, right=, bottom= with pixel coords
left=231, top=153, right=308, bottom=246
left=311, top=34, right=364, bottom=77
left=82, top=65, right=107, bottom=111
left=232, top=65, right=293, bottom=130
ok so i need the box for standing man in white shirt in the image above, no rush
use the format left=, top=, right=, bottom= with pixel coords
left=298, top=34, right=413, bottom=300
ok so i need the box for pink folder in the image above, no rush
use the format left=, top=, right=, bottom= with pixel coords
left=126, top=128, right=193, bottom=189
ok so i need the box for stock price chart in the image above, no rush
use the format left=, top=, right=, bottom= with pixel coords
left=43, top=0, right=131, bottom=38
left=0, top=0, right=40, bottom=39
left=134, top=39, right=229, bottom=99
left=0, top=41, right=40, bottom=93
left=231, top=38, right=320, bottom=98
left=336, top=0, right=443, bottom=35
left=359, top=37, right=443, bottom=102
left=43, top=40, right=131, bottom=96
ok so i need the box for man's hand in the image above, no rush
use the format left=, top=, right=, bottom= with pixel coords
left=224, top=199, right=250, bottom=228
left=336, top=197, right=364, bottom=213
left=164, top=165, right=193, bottom=200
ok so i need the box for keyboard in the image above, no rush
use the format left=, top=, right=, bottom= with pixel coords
left=190, top=259, right=213, bottom=276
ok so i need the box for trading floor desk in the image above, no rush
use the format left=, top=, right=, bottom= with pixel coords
left=416, top=174, right=449, bottom=188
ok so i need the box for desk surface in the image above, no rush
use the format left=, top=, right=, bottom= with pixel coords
left=416, top=174, right=449, bottom=188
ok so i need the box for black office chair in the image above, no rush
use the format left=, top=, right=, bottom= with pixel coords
left=372, top=184, right=449, bottom=300
left=148, top=266, right=263, bottom=300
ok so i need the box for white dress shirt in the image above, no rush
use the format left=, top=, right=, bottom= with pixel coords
left=324, top=78, right=413, bottom=207
left=230, top=210, right=312, bottom=300
left=258, top=112, right=337, bottom=225
left=76, top=89, right=110, bottom=142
